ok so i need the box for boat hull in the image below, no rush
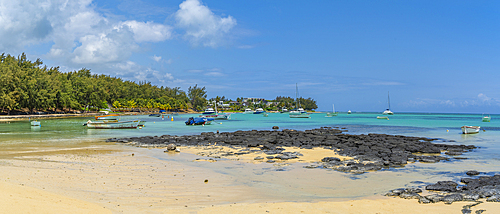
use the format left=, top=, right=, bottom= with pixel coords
left=461, top=126, right=480, bottom=134
left=95, top=114, right=120, bottom=120
left=482, top=117, right=491, bottom=122
left=87, top=120, right=140, bottom=129
left=200, top=114, right=231, bottom=120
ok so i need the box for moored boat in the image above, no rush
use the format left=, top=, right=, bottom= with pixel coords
left=138, top=121, right=146, bottom=127
left=30, top=121, right=40, bottom=126
left=289, top=84, right=311, bottom=118
left=348, top=110, right=352, bottom=114
left=86, top=120, right=140, bottom=129
left=202, top=108, right=216, bottom=115
left=149, top=113, right=161, bottom=117
left=185, top=117, right=214, bottom=125
left=326, top=104, right=338, bottom=117
left=253, top=108, right=265, bottom=114
left=482, top=114, right=491, bottom=122
left=461, top=125, right=480, bottom=134
left=244, top=108, right=254, bottom=114
left=95, top=114, right=119, bottom=120
left=201, top=114, right=231, bottom=120
left=382, top=91, right=394, bottom=115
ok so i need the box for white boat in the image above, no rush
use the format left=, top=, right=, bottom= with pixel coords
left=290, top=84, right=311, bottom=118
left=347, top=110, right=351, bottom=114
left=326, top=104, right=338, bottom=117
left=382, top=91, right=394, bottom=115
left=461, top=125, right=480, bottom=134
left=86, top=120, right=140, bottom=129
left=253, top=108, right=265, bottom=114
left=377, top=116, right=389, bottom=120
left=200, top=102, right=231, bottom=120
left=482, top=114, right=491, bottom=122
left=244, top=108, right=254, bottom=114
left=95, top=114, right=119, bottom=120
left=202, top=108, right=216, bottom=115
left=280, top=108, right=288, bottom=113
left=201, top=114, right=231, bottom=120
left=30, top=121, right=40, bottom=126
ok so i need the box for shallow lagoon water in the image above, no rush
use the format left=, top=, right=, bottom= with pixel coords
left=1, top=112, right=500, bottom=201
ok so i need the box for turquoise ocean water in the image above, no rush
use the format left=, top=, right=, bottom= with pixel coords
left=1, top=112, right=500, bottom=200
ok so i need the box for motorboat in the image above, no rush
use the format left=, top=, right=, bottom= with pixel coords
left=382, top=91, right=394, bottom=115
left=85, top=120, right=140, bottom=129
left=280, top=108, right=288, bottom=113
left=253, top=108, right=265, bottom=114
left=30, top=121, right=40, bottom=126
left=244, top=108, right=254, bottom=114
left=348, top=110, right=352, bottom=114
left=185, top=117, right=214, bottom=125
left=326, top=104, right=338, bottom=117
left=202, top=108, right=216, bottom=115
left=461, top=125, right=480, bottom=134
left=200, top=102, right=231, bottom=120
left=482, top=114, right=491, bottom=122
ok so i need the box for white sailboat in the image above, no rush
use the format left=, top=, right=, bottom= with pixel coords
left=326, top=104, right=338, bottom=117
left=382, top=91, right=394, bottom=115
left=290, top=83, right=311, bottom=118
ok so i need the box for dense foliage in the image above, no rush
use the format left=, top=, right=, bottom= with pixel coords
left=0, top=53, right=201, bottom=115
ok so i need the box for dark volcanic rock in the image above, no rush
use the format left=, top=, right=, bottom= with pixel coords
left=388, top=174, right=500, bottom=205
left=107, top=127, right=475, bottom=173
left=466, top=170, right=480, bottom=176
left=426, top=181, right=458, bottom=192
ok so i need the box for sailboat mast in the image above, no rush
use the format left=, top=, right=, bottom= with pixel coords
left=296, top=83, right=300, bottom=109
left=387, top=91, right=391, bottom=110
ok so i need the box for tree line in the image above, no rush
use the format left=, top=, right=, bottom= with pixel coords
left=0, top=53, right=208, bottom=115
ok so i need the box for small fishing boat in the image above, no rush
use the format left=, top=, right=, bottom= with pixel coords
left=85, top=120, right=140, bottom=129
left=461, top=125, right=481, bottom=134
left=382, top=91, right=394, bottom=115
left=185, top=117, right=214, bottom=125
left=95, top=114, right=119, bottom=120
left=30, top=121, right=40, bottom=126
left=377, top=116, right=389, bottom=120
left=244, top=108, right=254, bottom=114
left=253, top=108, right=265, bottom=114
left=149, top=113, right=161, bottom=117
left=202, top=108, right=216, bottom=115
left=482, top=114, right=491, bottom=122
left=326, top=104, right=338, bottom=117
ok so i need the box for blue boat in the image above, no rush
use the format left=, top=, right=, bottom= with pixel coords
left=185, top=117, right=214, bottom=125
left=253, top=108, right=266, bottom=114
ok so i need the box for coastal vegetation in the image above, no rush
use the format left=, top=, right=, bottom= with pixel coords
left=0, top=53, right=193, bottom=115
left=0, top=53, right=317, bottom=115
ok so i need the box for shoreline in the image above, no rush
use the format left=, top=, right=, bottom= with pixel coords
left=1, top=141, right=499, bottom=213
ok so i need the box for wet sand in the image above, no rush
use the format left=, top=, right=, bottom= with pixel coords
left=0, top=142, right=499, bottom=213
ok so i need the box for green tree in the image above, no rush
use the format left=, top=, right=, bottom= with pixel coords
left=188, top=84, right=207, bottom=111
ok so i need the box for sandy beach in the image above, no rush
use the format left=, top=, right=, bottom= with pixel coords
left=1, top=140, right=499, bottom=214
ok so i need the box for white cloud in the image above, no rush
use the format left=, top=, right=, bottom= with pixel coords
left=205, top=71, right=223, bottom=76
left=153, top=55, right=162, bottom=62
left=175, top=0, right=237, bottom=47
left=478, top=93, right=491, bottom=102
left=119, top=20, right=172, bottom=42
left=0, top=0, right=173, bottom=67
left=237, top=45, right=254, bottom=49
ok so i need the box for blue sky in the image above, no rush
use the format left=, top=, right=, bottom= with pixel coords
left=1, top=0, right=499, bottom=113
